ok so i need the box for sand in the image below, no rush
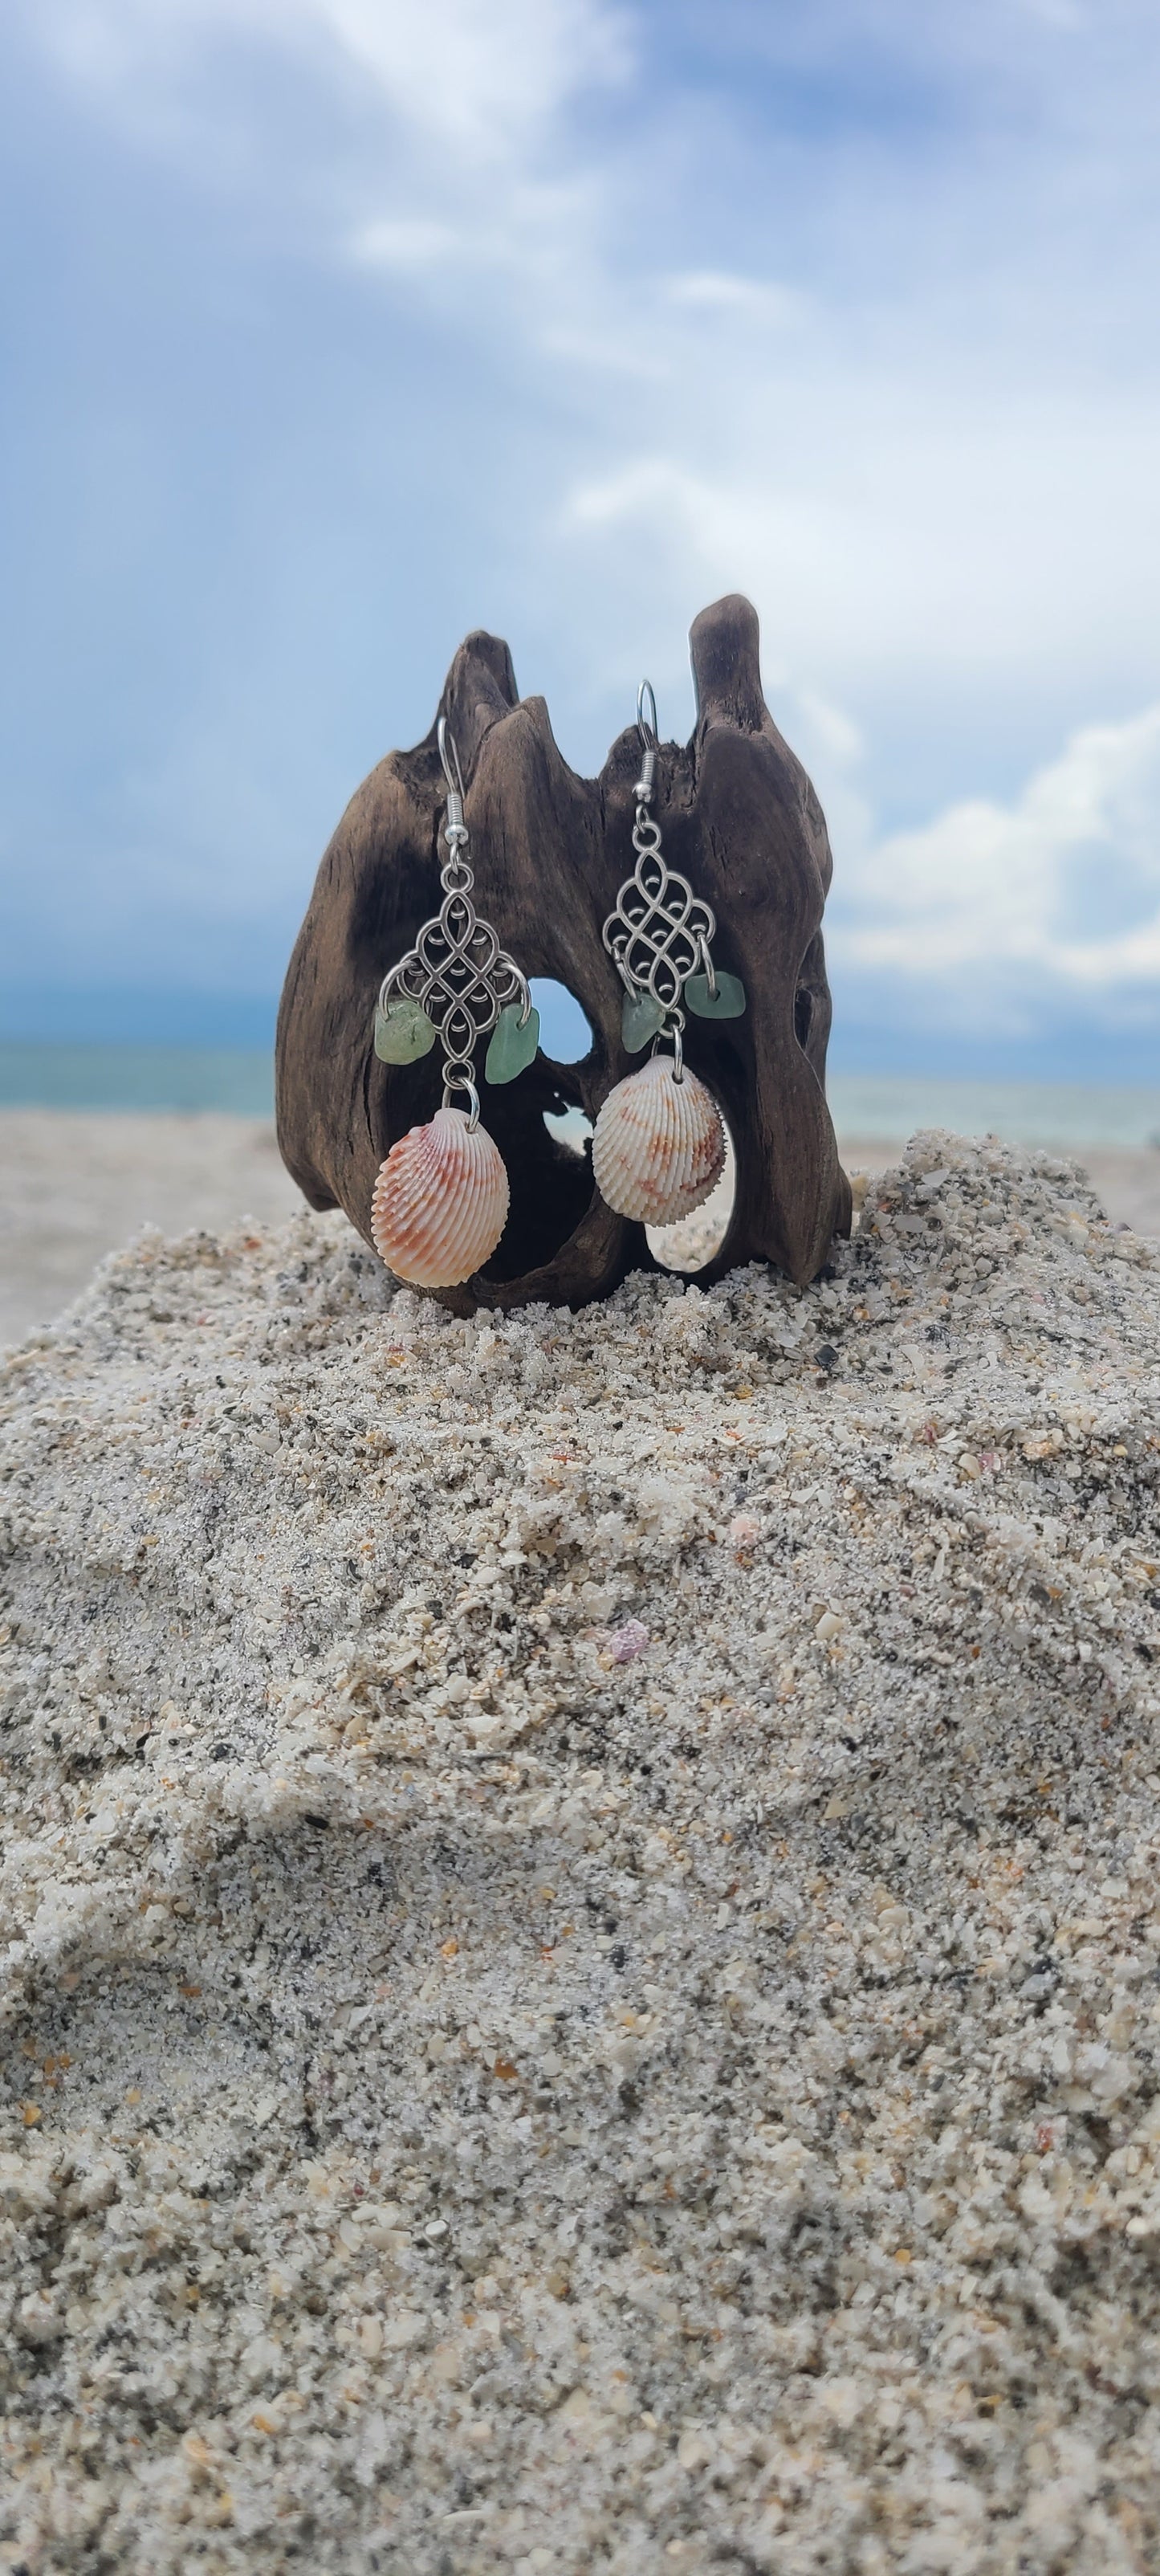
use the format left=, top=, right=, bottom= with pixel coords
left=2, top=1110, right=1160, bottom=1347
left=0, top=1114, right=302, bottom=1351
left=2, top=1131, right=1160, bottom=2572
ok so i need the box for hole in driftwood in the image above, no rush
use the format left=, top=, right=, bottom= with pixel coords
left=543, top=1106, right=593, bottom=1157
left=795, top=986, right=814, bottom=1049
left=646, top=1114, right=737, bottom=1275
left=531, top=980, right=593, bottom=1064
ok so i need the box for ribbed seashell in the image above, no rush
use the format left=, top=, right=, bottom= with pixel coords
left=592, top=1055, right=725, bottom=1225
left=371, top=1107, right=509, bottom=1288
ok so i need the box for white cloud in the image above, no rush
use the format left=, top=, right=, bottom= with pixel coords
left=664, top=271, right=806, bottom=327
left=35, top=0, right=631, bottom=300
left=348, top=216, right=460, bottom=271
left=40, top=0, right=630, bottom=148
left=15, top=0, right=1160, bottom=1044
left=1016, top=0, right=1085, bottom=27
left=318, top=0, right=629, bottom=149
left=562, top=389, right=1160, bottom=708
left=832, top=703, right=1160, bottom=990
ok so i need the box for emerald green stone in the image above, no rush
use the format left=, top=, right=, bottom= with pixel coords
left=374, top=997, right=438, bottom=1064
left=621, top=988, right=665, bottom=1052
left=485, top=1001, right=539, bottom=1085
left=686, top=969, right=746, bottom=1021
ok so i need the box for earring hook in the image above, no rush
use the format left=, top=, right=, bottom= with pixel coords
left=437, top=715, right=466, bottom=802
left=634, top=679, right=658, bottom=804
left=437, top=715, right=469, bottom=851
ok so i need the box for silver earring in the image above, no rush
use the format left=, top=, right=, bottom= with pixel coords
left=591, top=682, right=743, bottom=1228
left=368, top=719, right=539, bottom=1288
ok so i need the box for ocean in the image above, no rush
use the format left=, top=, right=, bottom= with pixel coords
left=2, top=1041, right=1159, bottom=1151
left=0, top=1042, right=276, bottom=1117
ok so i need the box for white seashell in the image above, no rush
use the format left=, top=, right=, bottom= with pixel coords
left=371, top=1107, right=509, bottom=1287
left=592, top=1054, right=725, bottom=1225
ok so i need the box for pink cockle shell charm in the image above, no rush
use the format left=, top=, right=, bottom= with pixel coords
left=592, top=1054, right=725, bottom=1225
left=371, top=1106, right=509, bottom=1287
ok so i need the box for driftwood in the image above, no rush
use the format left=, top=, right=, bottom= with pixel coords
left=275, top=593, right=851, bottom=1313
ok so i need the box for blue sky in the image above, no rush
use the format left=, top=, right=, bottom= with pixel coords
left=2, top=0, right=1160, bottom=1073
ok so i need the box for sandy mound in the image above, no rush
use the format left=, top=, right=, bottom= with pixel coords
left=2, top=1134, right=1159, bottom=2574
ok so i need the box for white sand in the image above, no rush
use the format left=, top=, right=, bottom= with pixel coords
left=2, top=1109, right=1160, bottom=1347
left=2, top=1133, right=1160, bottom=2572
left=0, top=1113, right=302, bottom=1350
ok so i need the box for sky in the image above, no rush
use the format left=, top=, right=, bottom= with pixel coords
left=2, top=0, right=1159, bottom=1074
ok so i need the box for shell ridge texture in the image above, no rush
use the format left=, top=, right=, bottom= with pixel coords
left=592, top=1054, right=725, bottom=1225
left=371, top=1106, right=509, bottom=1287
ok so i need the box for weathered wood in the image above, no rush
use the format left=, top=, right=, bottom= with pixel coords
left=275, top=594, right=851, bottom=1310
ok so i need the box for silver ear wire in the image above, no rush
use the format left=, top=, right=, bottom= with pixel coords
left=437, top=716, right=466, bottom=837
left=634, top=679, right=657, bottom=804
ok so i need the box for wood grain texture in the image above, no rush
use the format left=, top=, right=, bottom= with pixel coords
left=275, top=594, right=851, bottom=1311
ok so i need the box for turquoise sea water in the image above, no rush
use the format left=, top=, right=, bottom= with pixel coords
left=2, top=1042, right=1158, bottom=1150
left=828, top=1074, right=1160, bottom=1149
left=0, top=1042, right=275, bottom=1115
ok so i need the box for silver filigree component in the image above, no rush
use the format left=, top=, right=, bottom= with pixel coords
left=376, top=719, right=533, bottom=1123
left=380, top=887, right=528, bottom=1069
left=602, top=682, right=741, bottom=1070
left=602, top=819, right=716, bottom=1017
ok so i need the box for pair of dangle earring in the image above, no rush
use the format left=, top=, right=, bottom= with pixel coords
left=369, top=721, right=539, bottom=1287
left=370, top=682, right=743, bottom=1286
left=592, top=683, right=746, bottom=1228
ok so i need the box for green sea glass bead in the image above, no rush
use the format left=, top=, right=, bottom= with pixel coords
left=374, top=997, right=438, bottom=1064
left=686, top=969, right=746, bottom=1021
left=621, top=989, right=665, bottom=1052
left=485, top=1001, right=539, bottom=1085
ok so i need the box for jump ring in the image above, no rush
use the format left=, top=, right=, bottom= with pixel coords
left=442, top=1067, right=481, bottom=1130
left=649, top=1011, right=686, bottom=1083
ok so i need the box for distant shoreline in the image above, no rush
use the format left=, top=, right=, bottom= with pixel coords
left=3, top=1040, right=1160, bottom=1149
